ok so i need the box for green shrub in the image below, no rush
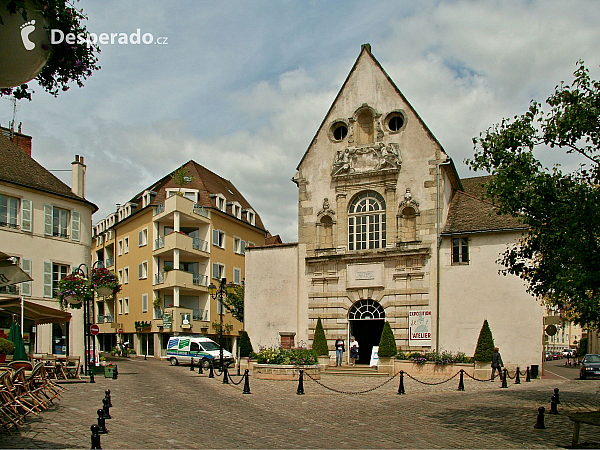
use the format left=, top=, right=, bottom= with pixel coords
left=576, top=337, right=588, bottom=358
left=473, top=319, right=495, bottom=362
left=254, top=347, right=317, bottom=365
left=378, top=321, right=397, bottom=357
left=395, top=349, right=473, bottom=364
left=239, top=331, right=253, bottom=357
left=0, top=338, right=15, bottom=355
left=312, top=318, right=329, bottom=356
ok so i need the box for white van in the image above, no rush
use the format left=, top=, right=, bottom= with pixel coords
left=166, top=335, right=234, bottom=368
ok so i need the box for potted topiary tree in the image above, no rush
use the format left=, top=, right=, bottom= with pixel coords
left=0, top=337, right=15, bottom=363
left=473, top=319, right=495, bottom=380
left=312, top=318, right=330, bottom=368
left=377, top=321, right=397, bottom=374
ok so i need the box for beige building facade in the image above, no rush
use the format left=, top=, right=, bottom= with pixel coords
left=245, top=45, right=546, bottom=369
left=91, top=161, right=267, bottom=358
left=0, top=127, right=97, bottom=359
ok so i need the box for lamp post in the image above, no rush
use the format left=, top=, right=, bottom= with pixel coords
left=208, top=278, right=235, bottom=371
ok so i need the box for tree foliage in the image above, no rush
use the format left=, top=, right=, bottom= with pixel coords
left=223, top=284, right=244, bottom=323
left=377, top=321, right=397, bottom=357
left=312, top=318, right=329, bottom=356
left=238, top=331, right=253, bottom=358
left=473, top=320, right=495, bottom=362
left=170, top=167, right=193, bottom=192
left=467, top=61, right=600, bottom=328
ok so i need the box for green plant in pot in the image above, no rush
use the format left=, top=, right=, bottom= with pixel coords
left=0, top=337, right=15, bottom=363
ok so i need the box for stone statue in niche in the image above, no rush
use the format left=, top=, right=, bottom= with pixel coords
left=331, top=142, right=401, bottom=177
left=376, top=119, right=384, bottom=140
left=317, top=197, right=336, bottom=218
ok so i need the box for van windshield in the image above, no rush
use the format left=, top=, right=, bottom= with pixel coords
left=199, top=341, right=221, bottom=351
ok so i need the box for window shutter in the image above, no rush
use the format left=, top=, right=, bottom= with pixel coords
left=234, top=268, right=241, bottom=284
left=212, top=229, right=219, bottom=245
left=139, top=263, right=143, bottom=279
left=142, top=294, right=148, bottom=313
left=241, top=240, right=246, bottom=255
left=70, top=211, right=80, bottom=241
left=43, top=261, right=53, bottom=297
left=21, top=258, right=32, bottom=296
left=139, top=230, right=143, bottom=246
left=21, top=199, right=32, bottom=232
left=44, top=204, right=53, bottom=235
left=212, top=263, right=219, bottom=279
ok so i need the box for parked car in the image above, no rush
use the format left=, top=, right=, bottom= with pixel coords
left=552, top=352, right=562, bottom=360
left=545, top=351, right=553, bottom=361
left=579, top=354, right=600, bottom=379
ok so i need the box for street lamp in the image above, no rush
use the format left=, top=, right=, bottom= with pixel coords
left=208, top=278, right=235, bottom=371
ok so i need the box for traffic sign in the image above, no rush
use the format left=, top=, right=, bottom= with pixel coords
left=90, top=324, right=100, bottom=335
left=118, top=328, right=124, bottom=334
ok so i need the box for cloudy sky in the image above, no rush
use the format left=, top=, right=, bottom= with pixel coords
left=2, top=0, right=599, bottom=242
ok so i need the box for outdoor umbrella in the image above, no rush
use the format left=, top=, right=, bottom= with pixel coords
left=8, top=321, right=27, bottom=361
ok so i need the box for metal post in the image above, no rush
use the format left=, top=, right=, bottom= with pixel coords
left=515, top=367, right=521, bottom=384
left=243, top=369, right=251, bottom=394
left=222, top=364, right=229, bottom=384
left=219, top=278, right=224, bottom=372
left=550, top=388, right=560, bottom=415
left=534, top=406, right=546, bottom=429
left=96, top=409, right=107, bottom=434
left=102, top=397, right=111, bottom=419
left=198, top=361, right=203, bottom=374
left=501, top=368, right=508, bottom=388
left=208, top=360, right=214, bottom=378
left=296, top=369, right=305, bottom=395
left=458, top=369, right=465, bottom=391
left=105, top=390, right=112, bottom=407
left=397, top=371, right=405, bottom=395
left=190, top=358, right=195, bottom=371
left=90, top=424, right=102, bottom=449
left=526, top=366, right=531, bottom=382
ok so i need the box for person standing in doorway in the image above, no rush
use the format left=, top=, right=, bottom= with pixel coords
left=491, top=347, right=503, bottom=381
left=349, top=336, right=359, bottom=366
left=334, top=336, right=345, bottom=366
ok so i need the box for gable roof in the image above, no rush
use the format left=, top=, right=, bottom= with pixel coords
left=0, top=133, right=97, bottom=212
left=443, top=175, right=525, bottom=234
left=296, top=44, right=448, bottom=171
left=125, top=160, right=266, bottom=231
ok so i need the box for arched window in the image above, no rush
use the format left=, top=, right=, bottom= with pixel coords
left=348, top=299, right=385, bottom=320
left=348, top=191, right=386, bottom=250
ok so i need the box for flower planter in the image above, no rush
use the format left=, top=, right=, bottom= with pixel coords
left=96, top=286, right=113, bottom=297
left=317, top=355, right=331, bottom=370
left=252, top=364, right=320, bottom=380
left=66, top=295, right=82, bottom=305
left=104, top=366, right=116, bottom=378
left=378, top=356, right=394, bottom=375
left=394, top=360, right=474, bottom=378
left=473, top=361, right=492, bottom=381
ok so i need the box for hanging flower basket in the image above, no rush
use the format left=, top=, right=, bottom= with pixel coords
left=91, top=267, right=121, bottom=297
left=57, top=273, right=90, bottom=309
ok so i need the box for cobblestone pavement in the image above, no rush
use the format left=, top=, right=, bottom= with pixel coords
left=1, top=357, right=599, bottom=449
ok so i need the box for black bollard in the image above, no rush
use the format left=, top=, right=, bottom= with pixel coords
left=90, top=371, right=95, bottom=383
left=190, top=358, right=195, bottom=371
left=397, top=371, right=405, bottom=395
left=222, top=365, right=229, bottom=384
left=112, top=365, right=118, bottom=380
left=97, top=409, right=108, bottom=434
left=198, top=361, right=203, bottom=374
left=458, top=369, right=465, bottom=391
left=549, top=388, right=560, bottom=415
left=501, top=368, right=508, bottom=388
left=243, top=369, right=251, bottom=394
left=91, top=424, right=102, bottom=449
left=102, top=397, right=112, bottom=419
left=526, top=366, right=531, bottom=382
left=237, top=364, right=241, bottom=376
left=515, top=367, right=521, bottom=384
left=534, top=406, right=546, bottom=429
left=104, top=390, right=112, bottom=407
left=296, top=369, right=305, bottom=395
left=208, top=361, right=215, bottom=378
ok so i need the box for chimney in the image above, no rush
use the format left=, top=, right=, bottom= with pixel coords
left=2, top=126, right=33, bottom=157
left=71, top=155, right=86, bottom=198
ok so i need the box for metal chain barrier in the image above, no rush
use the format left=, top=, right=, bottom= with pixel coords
left=403, top=369, right=461, bottom=385
left=304, top=370, right=399, bottom=395
left=227, top=371, right=247, bottom=386
left=463, top=371, right=492, bottom=382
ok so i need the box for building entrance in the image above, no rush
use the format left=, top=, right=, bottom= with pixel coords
left=348, top=299, right=385, bottom=365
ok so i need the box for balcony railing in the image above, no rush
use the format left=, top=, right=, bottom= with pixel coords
left=105, top=257, right=114, bottom=268
left=154, top=236, right=165, bottom=250
left=0, top=221, right=19, bottom=230
left=193, top=204, right=209, bottom=218
left=193, top=309, right=208, bottom=321
left=0, top=285, right=18, bottom=295
left=155, top=272, right=165, bottom=284
left=154, top=202, right=165, bottom=216
left=153, top=308, right=164, bottom=320
left=192, top=238, right=208, bottom=252
left=193, top=273, right=208, bottom=287
left=96, top=314, right=114, bottom=324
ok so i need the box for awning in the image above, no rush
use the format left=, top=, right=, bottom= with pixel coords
left=0, top=298, right=71, bottom=325
left=0, top=259, right=33, bottom=288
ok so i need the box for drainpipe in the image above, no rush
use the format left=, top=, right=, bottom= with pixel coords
left=436, top=158, right=452, bottom=354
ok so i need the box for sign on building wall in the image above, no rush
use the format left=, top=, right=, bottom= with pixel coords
left=409, top=310, right=432, bottom=346
left=162, top=314, right=172, bottom=329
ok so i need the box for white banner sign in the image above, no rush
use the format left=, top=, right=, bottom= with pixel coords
left=370, top=346, right=379, bottom=367
left=409, top=310, right=432, bottom=346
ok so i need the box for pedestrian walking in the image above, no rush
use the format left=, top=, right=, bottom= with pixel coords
left=491, top=347, right=503, bottom=381
left=123, top=341, right=130, bottom=358
left=349, top=336, right=359, bottom=366
left=335, top=336, right=345, bottom=366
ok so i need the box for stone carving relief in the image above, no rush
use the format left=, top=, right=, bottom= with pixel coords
left=317, top=198, right=336, bottom=218
left=398, top=188, right=420, bottom=212
left=331, top=142, right=401, bottom=177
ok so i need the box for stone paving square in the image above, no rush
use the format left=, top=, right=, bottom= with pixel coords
left=1, top=357, right=599, bottom=449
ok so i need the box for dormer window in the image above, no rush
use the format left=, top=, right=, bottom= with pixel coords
left=142, top=190, right=157, bottom=208
left=232, top=201, right=242, bottom=219
left=246, top=209, right=255, bottom=226
left=165, top=188, right=198, bottom=202
left=213, top=194, right=226, bottom=212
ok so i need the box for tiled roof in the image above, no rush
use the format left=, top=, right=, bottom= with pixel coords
left=443, top=176, right=525, bottom=234
left=127, top=160, right=266, bottom=231
left=0, top=134, right=97, bottom=211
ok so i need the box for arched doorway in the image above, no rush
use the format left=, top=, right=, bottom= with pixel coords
left=348, top=299, right=385, bottom=365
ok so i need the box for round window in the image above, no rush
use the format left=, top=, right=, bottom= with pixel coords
left=385, top=112, right=406, bottom=133
left=331, top=122, right=348, bottom=141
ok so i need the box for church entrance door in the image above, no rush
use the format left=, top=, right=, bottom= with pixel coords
left=348, top=299, right=385, bottom=365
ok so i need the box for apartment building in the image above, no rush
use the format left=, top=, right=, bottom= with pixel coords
left=0, top=127, right=97, bottom=358
left=91, top=160, right=267, bottom=358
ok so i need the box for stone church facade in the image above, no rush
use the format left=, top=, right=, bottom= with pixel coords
left=245, top=45, right=544, bottom=369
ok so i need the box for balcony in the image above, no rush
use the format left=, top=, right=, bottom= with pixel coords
left=153, top=194, right=211, bottom=223
left=97, top=314, right=114, bottom=324
left=105, top=257, right=114, bottom=268
left=153, top=232, right=209, bottom=259
left=154, top=269, right=208, bottom=292
left=156, top=306, right=210, bottom=333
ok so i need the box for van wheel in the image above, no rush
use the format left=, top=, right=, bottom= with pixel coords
left=201, top=358, right=211, bottom=369
left=169, top=357, right=179, bottom=366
